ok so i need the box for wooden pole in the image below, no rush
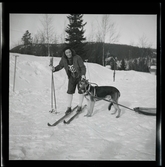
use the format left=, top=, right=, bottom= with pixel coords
left=113, top=58, right=116, bottom=82
left=85, top=59, right=90, bottom=81
left=13, top=55, right=19, bottom=92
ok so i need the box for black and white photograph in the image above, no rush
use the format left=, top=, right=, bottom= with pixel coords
left=2, top=2, right=161, bottom=166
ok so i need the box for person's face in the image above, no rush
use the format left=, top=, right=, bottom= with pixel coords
left=65, top=49, right=72, bottom=58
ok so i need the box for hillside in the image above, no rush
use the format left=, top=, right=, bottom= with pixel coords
left=9, top=53, right=156, bottom=161
left=10, top=42, right=156, bottom=63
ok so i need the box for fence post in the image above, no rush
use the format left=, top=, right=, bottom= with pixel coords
left=113, top=58, right=116, bottom=82
left=13, top=55, right=19, bottom=92
left=85, top=59, right=91, bottom=81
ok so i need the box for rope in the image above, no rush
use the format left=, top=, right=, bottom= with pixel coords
left=102, top=98, right=135, bottom=111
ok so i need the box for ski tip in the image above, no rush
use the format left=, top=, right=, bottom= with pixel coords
left=47, top=123, right=51, bottom=126
left=63, top=120, right=67, bottom=124
left=63, top=120, right=70, bottom=124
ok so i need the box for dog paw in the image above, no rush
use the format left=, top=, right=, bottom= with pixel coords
left=116, top=110, right=121, bottom=118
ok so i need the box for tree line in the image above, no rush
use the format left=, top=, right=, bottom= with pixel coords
left=10, top=14, right=156, bottom=73
left=10, top=41, right=156, bottom=72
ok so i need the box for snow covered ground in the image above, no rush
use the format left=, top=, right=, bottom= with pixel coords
left=9, top=53, right=156, bottom=160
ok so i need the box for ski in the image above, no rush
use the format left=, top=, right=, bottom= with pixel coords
left=47, top=105, right=78, bottom=127
left=63, top=105, right=87, bottom=124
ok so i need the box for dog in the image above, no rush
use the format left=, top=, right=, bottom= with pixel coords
left=78, top=79, right=121, bottom=118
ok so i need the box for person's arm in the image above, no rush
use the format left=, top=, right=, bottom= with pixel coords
left=52, top=58, right=64, bottom=72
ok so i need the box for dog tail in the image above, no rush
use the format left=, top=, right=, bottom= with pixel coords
left=108, top=102, right=113, bottom=110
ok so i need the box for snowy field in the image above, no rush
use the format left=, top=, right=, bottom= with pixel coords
left=9, top=53, right=156, bottom=161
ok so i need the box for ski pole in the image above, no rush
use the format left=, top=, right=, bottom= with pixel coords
left=49, top=56, right=57, bottom=113
left=13, top=55, right=19, bottom=92
left=51, top=71, right=53, bottom=109
left=52, top=71, right=57, bottom=112
left=50, top=57, right=53, bottom=110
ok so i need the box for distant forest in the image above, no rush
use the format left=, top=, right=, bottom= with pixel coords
left=10, top=42, right=156, bottom=72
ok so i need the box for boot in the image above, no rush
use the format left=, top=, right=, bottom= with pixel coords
left=76, top=106, right=82, bottom=113
left=65, top=94, right=73, bottom=114
left=65, top=107, right=72, bottom=115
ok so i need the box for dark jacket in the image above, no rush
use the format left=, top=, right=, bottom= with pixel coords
left=54, top=52, right=86, bottom=78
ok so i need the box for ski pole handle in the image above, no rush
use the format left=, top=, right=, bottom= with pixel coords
left=49, top=57, right=53, bottom=66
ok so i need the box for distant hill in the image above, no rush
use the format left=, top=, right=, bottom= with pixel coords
left=10, top=42, right=156, bottom=65
left=10, top=43, right=63, bottom=57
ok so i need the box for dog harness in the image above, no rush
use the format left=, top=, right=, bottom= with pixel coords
left=83, top=83, right=99, bottom=101
left=80, top=81, right=112, bottom=102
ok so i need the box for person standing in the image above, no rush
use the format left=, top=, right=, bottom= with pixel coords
left=51, top=47, right=86, bottom=114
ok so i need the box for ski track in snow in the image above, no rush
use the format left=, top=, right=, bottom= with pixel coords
left=9, top=53, right=156, bottom=160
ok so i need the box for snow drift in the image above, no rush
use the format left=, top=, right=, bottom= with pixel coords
left=9, top=53, right=156, bottom=160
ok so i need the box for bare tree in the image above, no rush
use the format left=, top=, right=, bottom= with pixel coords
left=87, top=21, right=95, bottom=42
left=59, top=19, right=67, bottom=43
left=40, top=14, right=55, bottom=56
left=33, top=32, right=41, bottom=44
left=96, top=15, right=120, bottom=66
left=138, top=34, right=152, bottom=48
left=33, top=30, right=46, bottom=44
left=138, top=34, right=153, bottom=69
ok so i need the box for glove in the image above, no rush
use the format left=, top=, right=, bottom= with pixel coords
left=50, top=66, right=56, bottom=72
left=81, top=75, right=86, bottom=80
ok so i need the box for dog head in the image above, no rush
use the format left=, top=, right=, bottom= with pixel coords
left=78, top=79, right=89, bottom=94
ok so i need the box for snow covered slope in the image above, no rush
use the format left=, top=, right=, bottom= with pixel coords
left=9, top=53, right=156, bottom=160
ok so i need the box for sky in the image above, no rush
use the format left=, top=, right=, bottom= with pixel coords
left=9, top=14, right=157, bottom=49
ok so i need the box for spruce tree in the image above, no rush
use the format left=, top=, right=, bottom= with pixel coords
left=120, top=59, right=126, bottom=70
left=65, top=14, right=87, bottom=59
left=22, top=30, right=33, bottom=45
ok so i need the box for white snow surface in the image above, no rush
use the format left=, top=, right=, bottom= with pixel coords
left=9, top=53, right=156, bottom=160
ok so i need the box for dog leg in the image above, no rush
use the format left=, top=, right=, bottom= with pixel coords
left=111, top=93, right=121, bottom=118
left=111, top=106, right=117, bottom=115
left=84, top=99, right=91, bottom=117
left=116, top=105, right=121, bottom=118
left=115, top=97, right=121, bottom=118
left=116, top=109, right=121, bottom=118
left=85, top=100, right=95, bottom=117
left=90, top=101, right=95, bottom=116
left=113, top=103, right=121, bottom=118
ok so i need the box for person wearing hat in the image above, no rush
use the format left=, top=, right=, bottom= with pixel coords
left=51, top=47, right=86, bottom=114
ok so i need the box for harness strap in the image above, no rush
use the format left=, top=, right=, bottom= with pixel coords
left=101, top=98, right=135, bottom=111
left=84, top=85, right=98, bottom=102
